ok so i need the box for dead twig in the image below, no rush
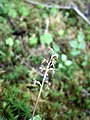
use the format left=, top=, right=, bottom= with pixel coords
left=25, top=0, right=71, bottom=9
left=45, top=17, right=49, bottom=33
left=31, top=56, right=52, bottom=120
left=25, top=0, right=90, bottom=25
left=69, top=2, right=90, bottom=25
left=31, top=48, right=58, bottom=120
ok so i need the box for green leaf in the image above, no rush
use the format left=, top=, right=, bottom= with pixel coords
left=53, top=44, right=60, bottom=52
left=77, top=31, right=84, bottom=42
left=40, top=33, right=53, bottom=45
left=6, top=38, right=14, bottom=47
left=37, top=3, right=45, bottom=9
left=65, top=60, right=72, bottom=66
left=84, top=55, right=88, bottom=61
left=15, top=39, right=20, bottom=45
left=19, top=5, right=29, bottom=16
left=0, top=50, right=6, bottom=57
left=29, top=36, right=38, bottom=46
left=9, top=51, right=14, bottom=57
left=70, top=49, right=81, bottom=56
left=29, top=115, right=42, bottom=120
left=42, top=12, right=48, bottom=18
left=8, top=9, right=17, bottom=18
left=50, top=6, right=58, bottom=16
left=77, top=42, right=86, bottom=49
left=0, top=116, right=5, bottom=120
left=86, top=34, right=90, bottom=41
left=58, top=63, right=64, bottom=68
left=69, top=40, right=78, bottom=48
left=58, top=29, right=64, bottom=36
left=82, top=61, right=87, bottom=66
left=61, top=54, right=67, bottom=62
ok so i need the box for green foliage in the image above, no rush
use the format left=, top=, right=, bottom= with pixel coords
left=0, top=0, right=90, bottom=120
left=77, top=31, right=84, bottom=42
left=29, top=115, right=42, bottom=120
left=69, top=31, right=86, bottom=56
left=2, top=65, right=29, bottom=81
left=29, top=35, right=38, bottom=46
left=30, top=55, right=43, bottom=65
left=61, top=54, right=67, bottom=61
left=53, top=44, right=60, bottom=52
left=18, top=3, right=29, bottom=16
left=5, top=37, right=14, bottom=47
left=86, top=34, right=90, bottom=41
left=40, top=33, right=53, bottom=45
left=14, top=39, right=22, bottom=53
left=64, top=60, right=72, bottom=66
left=50, top=7, right=58, bottom=16
left=0, top=1, right=17, bottom=18
left=0, top=116, right=6, bottom=120
left=0, top=0, right=29, bottom=18
left=58, top=54, right=72, bottom=69
left=1, top=85, right=31, bottom=120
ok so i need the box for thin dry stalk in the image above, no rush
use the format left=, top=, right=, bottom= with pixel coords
left=32, top=49, right=58, bottom=120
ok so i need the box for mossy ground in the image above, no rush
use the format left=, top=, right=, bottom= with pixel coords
left=0, top=0, right=90, bottom=120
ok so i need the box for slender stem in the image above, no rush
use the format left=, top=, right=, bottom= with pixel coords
left=32, top=56, right=53, bottom=120
left=45, top=17, right=49, bottom=33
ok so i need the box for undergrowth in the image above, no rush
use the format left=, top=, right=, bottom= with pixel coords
left=0, top=0, right=90, bottom=120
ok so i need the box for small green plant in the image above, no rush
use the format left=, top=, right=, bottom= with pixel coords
left=53, top=43, right=60, bottom=53
left=2, top=65, right=29, bottom=81
left=1, top=85, right=31, bottom=120
left=18, top=3, right=29, bottom=17
left=58, top=53, right=72, bottom=69
left=82, top=55, right=89, bottom=67
left=69, top=31, right=86, bottom=56
left=50, top=7, right=58, bottom=16
left=5, top=37, right=14, bottom=47
left=29, top=35, right=38, bottom=46
left=0, top=0, right=29, bottom=18
left=40, top=33, right=53, bottom=45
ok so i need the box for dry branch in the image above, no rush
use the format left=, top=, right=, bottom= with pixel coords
left=25, top=0, right=90, bottom=25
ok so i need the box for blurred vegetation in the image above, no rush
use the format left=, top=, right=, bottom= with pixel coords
left=0, top=0, right=90, bottom=120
